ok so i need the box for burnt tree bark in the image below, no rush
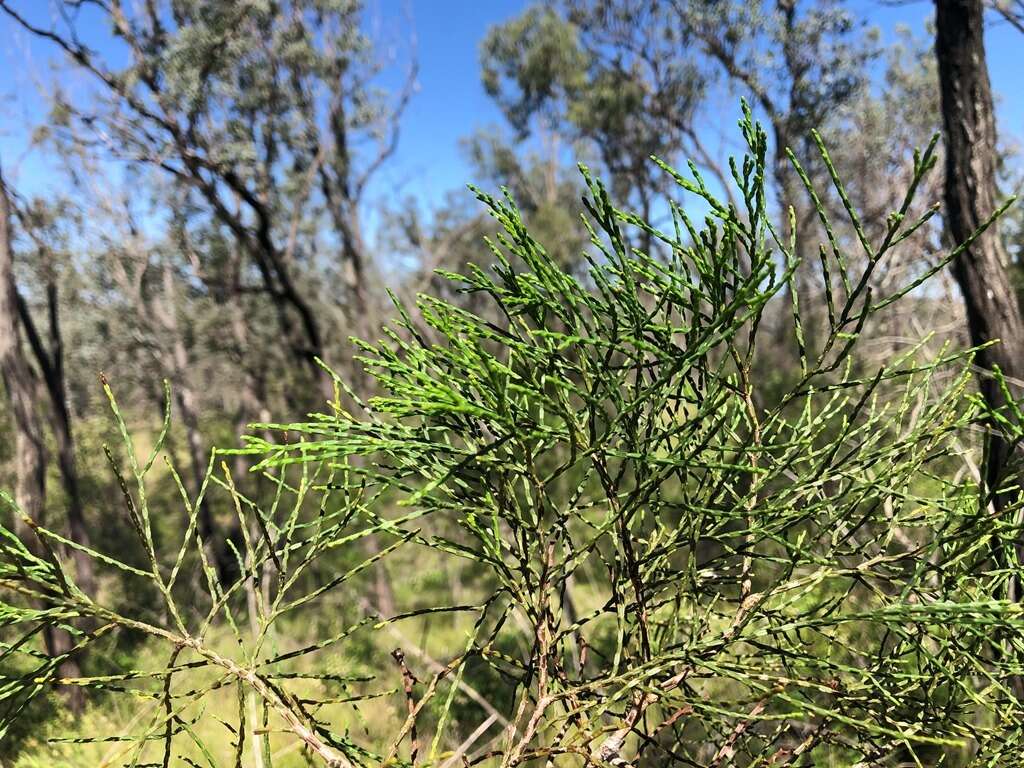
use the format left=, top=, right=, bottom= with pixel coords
left=935, top=0, right=1024, bottom=516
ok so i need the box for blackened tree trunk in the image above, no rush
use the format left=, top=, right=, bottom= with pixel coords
left=0, top=164, right=85, bottom=714
left=16, top=281, right=96, bottom=599
left=44, top=280, right=96, bottom=600
left=0, top=167, right=46, bottom=557
left=935, top=0, right=1024, bottom=517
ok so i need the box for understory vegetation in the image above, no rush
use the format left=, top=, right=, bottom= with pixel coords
left=3, top=108, right=1024, bottom=766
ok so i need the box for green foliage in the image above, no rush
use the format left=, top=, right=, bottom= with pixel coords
left=2, top=108, right=1024, bottom=766
left=480, top=2, right=704, bottom=208
left=481, top=6, right=591, bottom=134
left=480, top=0, right=879, bottom=213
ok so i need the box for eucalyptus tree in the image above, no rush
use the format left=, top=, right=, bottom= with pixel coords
left=0, top=0, right=416, bottom=401
left=0, top=0, right=418, bottom=609
left=482, top=0, right=875, bottom=231
left=667, top=0, right=874, bottom=216
left=480, top=2, right=707, bottom=249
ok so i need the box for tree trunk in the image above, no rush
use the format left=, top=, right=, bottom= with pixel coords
left=935, top=0, right=1024, bottom=515
left=33, top=281, right=96, bottom=599
left=0, top=171, right=46, bottom=550
left=0, top=164, right=85, bottom=714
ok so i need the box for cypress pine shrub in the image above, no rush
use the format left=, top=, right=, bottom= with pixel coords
left=2, top=108, right=1023, bottom=766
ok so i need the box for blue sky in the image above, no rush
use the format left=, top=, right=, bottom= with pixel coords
left=2, top=0, right=1023, bottom=217
left=364, top=0, right=527, bottom=205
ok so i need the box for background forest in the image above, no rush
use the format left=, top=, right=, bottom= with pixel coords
left=3, top=1, right=1024, bottom=766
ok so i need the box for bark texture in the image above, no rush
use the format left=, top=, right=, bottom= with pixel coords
left=935, top=0, right=1024, bottom=514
